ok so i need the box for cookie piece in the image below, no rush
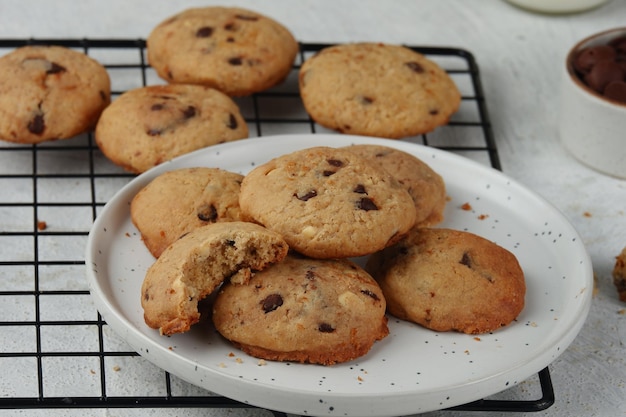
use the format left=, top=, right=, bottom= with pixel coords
left=613, top=246, right=626, bottom=302
left=147, top=7, right=298, bottom=96
left=131, top=167, right=244, bottom=258
left=366, top=228, right=525, bottom=334
left=299, top=43, right=461, bottom=138
left=239, top=146, right=417, bottom=259
left=344, top=144, right=446, bottom=227
left=141, top=221, right=289, bottom=335
left=0, top=45, right=110, bottom=144
left=213, top=254, right=389, bottom=365
left=95, top=84, right=248, bottom=173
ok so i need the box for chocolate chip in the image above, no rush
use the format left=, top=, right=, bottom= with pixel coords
left=357, top=197, right=378, bottom=211
left=143, top=290, right=150, bottom=301
left=305, top=270, right=316, bottom=280
left=196, top=26, right=214, bottom=38
left=318, top=323, right=335, bottom=333
left=604, top=81, right=626, bottom=103
left=228, top=56, right=243, bottom=66
left=227, top=113, right=238, bottom=129
left=46, top=62, right=66, bottom=75
left=358, top=95, right=374, bottom=104
left=429, top=109, right=439, bottom=115
left=361, top=289, right=380, bottom=301
left=182, top=106, right=196, bottom=119
left=295, top=190, right=317, bottom=201
left=226, top=239, right=236, bottom=247
left=327, top=159, right=344, bottom=167
left=405, top=61, right=424, bottom=73
left=146, top=128, right=162, bottom=136
left=224, top=22, right=237, bottom=31
left=322, top=170, right=336, bottom=177
left=226, top=37, right=235, bottom=43
left=151, top=103, right=165, bottom=111
left=460, top=252, right=472, bottom=268
left=584, top=60, right=624, bottom=93
left=574, top=45, right=616, bottom=73
left=197, top=204, right=218, bottom=222
left=235, top=14, right=259, bottom=21
left=27, top=112, right=45, bottom=135
left=353, top=184, right=367, bottom=194
left=261, top=293, right=283, bottom=313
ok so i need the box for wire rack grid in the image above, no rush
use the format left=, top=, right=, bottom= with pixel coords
left=0, top=39, right=553, bottom=416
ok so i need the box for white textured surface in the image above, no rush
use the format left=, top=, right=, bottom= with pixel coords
left=0, top=1, right=625, bottom=416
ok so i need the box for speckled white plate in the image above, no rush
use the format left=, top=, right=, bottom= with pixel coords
left=86, top=134, right=592, bottom=417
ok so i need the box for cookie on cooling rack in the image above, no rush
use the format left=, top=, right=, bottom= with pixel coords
left=212, top=254, right=389, bottom=365
left=130, top=167, right=244, bottom=258
left=343, top=144, right=447, bottom=227
left=95, top=84, right=248, bottom=173
left=238, top=146, right=417, bottom=259
left=299, top=42, right=461, bottom=138
left=0, top=45, right=110, bottom=144
left=141, top=221, right=289, bottom=335
left=366, top=228, right=526, bottom=334
left=147, top=6, right=299, bottom=96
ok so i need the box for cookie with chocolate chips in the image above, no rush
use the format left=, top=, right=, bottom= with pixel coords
left=212, top=254, right=389, bottom=365
left=0, top=45, right=110, bottom=144
left=238, top=146, right=417, bottom=259
left=95, top=84, right=248, bottom=173
left=343, top=144, right=447, bottom=228
left=299, top=43, right=461, bottom=138
left=130, top=167, right=244, bottom=258
left=147, top=6, right=298, bottom=96
left=366, top=228, right=526, bottom=334
left=141, top=221, right=289, bottom=335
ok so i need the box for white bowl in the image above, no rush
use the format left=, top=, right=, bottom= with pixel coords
left=505, top=0, right=610, bottom=14
left=559, top=27, right=626, bottom=179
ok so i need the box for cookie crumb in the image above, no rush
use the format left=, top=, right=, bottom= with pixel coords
left=583, top=211, right=592, bottom=217
left=37, top=220, right=47, bottom=230
left=478, top=214, right=489, bottom=220
left=617, top=309, right=625, bottom=315
left=112, top=365, right=121, bottom=372
left=257, top=359, right=267, bottom=366
left=460, top=202, right=472, bottom=211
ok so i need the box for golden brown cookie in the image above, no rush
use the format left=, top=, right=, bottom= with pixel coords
left=299, top=42, right=461, bottom=138
left=366, top=228, right=526, bottom=334
left=212, top=254, right=388, bottom=365
left=344, top=144, right=447, bottom=227
left=238, top=146, right=417, bottom=259
left=141, top=221, right=289, bottom=335
left=0, top=45, right=110, bottom=144
left=147, top=7, right=298, bottom=96
left=95, top=84, right=248, bottom=173
left=613, top=246, right=626, bottom=302
left=130, top=167, right=244, bottom=258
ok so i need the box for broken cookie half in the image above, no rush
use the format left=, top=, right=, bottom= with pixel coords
left=141, top=221, right=289, bottom=335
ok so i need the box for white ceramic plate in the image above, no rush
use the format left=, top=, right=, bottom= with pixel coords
left=86, top=134, right=592, bottom=416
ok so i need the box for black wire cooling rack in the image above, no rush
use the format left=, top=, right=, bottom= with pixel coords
left=0, top=39, right=554, bottom=416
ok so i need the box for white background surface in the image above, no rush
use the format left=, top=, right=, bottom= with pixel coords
left=0, top=1, right=625, bottom=416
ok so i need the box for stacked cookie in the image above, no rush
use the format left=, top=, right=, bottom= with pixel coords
left=133, top=144, right=526, bottom=365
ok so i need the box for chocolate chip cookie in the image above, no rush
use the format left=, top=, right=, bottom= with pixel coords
left=0, top=45, right=110, bottom=144
left=366, top=228, right=526, bottom=334
left=299, top=42, right=461, bottom=138
left=130, top=167, right=244, bottom=258
left=95, top=84, right=248, bottom=173
left=344, top=144, right=447, bottom=227
left=212, top=254, right=389, bottom=365
left=147, top=6, right=298, bottom=96
left=141, top=221, right=289, bottom=335
left=238, top=146, right=417, bottom=259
